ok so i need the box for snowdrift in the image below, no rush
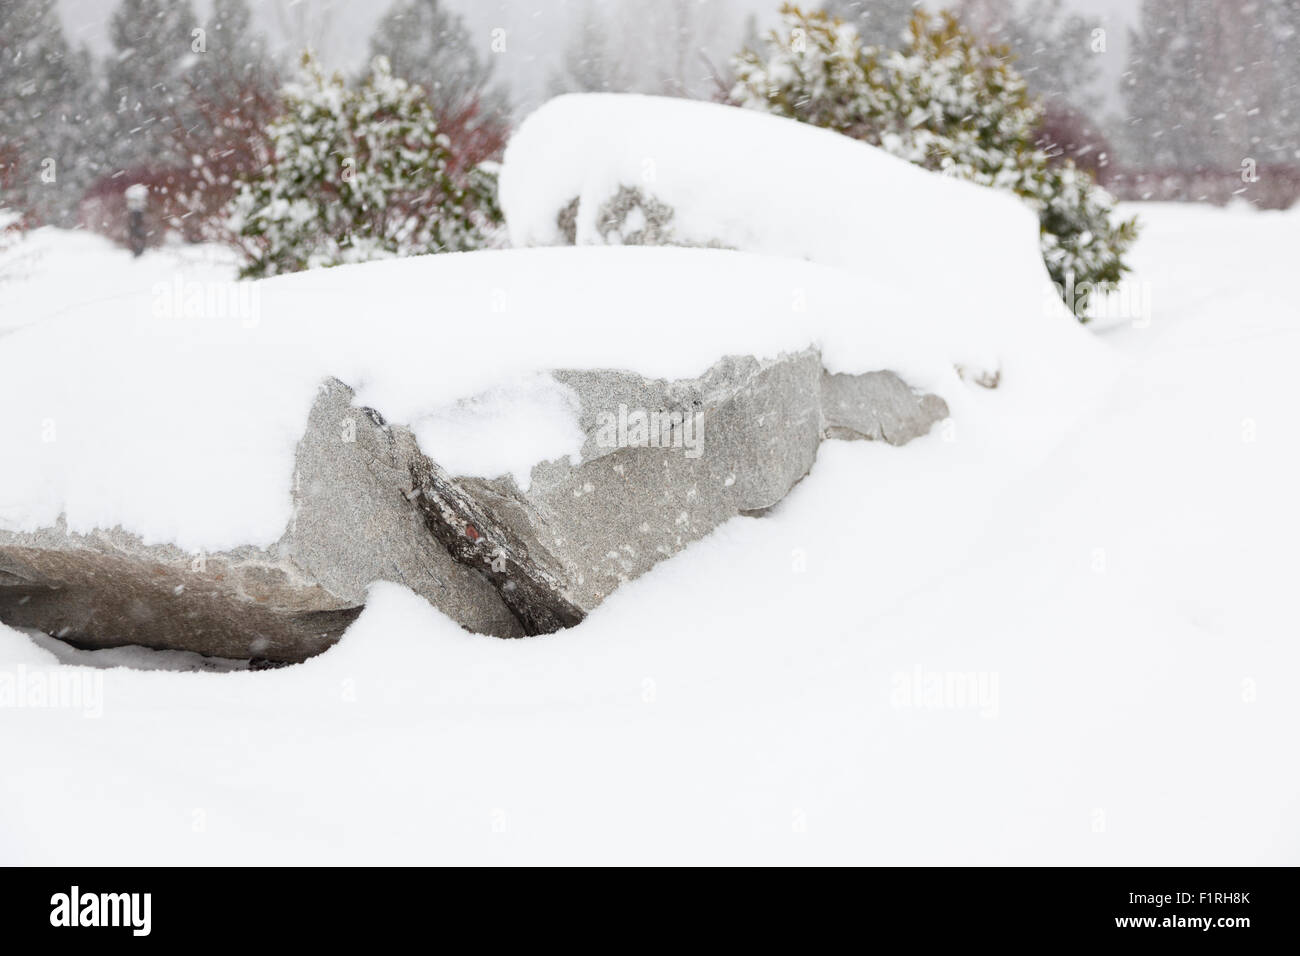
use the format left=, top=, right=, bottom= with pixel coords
left=500, top=94, right=1068, bottom=336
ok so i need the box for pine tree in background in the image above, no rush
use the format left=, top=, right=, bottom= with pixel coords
left=1123, top=0, right=1214, bottom=168
left=367, top=0, right=510, bottom=171
left=227, top=54, right=502, bottom=278
left=1124, top=0, right=1300, bottom=171
left=732, top=5, right=1137, bottom=314
left=368, top=0, right=508, bottom=124
left=956, top=0, right=1103, bottom=114
left=551, top=0, right=632, bottom=95
left=0, top=0, right=98, bottom=225
left=159, top=0, right=279, bottom=242
left=190, top=0, right=276, bottom=96
left=103, top=0, right=199, bottom=172
left=551, top=0, right=741, bottom=101
left=1272, top=0, right=1300, bottom=164
left=643, top=0, right=728, bottom=98
left=955, top=0, right=1112, bottom=180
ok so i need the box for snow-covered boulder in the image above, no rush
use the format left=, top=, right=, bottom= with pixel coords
left=0, top=248, right=959, bottom=660
left=0, top=353, right=943, bottom=659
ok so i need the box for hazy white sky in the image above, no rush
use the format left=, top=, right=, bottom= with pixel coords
left=55, top=0, right=1140, bottom=114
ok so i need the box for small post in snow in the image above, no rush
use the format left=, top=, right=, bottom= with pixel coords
left=125, top=183, right=148, bottom=258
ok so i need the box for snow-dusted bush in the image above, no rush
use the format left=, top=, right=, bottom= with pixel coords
left=731, top=6, right=1138, bottom=315
left=228, top=54, right=501, bottom=278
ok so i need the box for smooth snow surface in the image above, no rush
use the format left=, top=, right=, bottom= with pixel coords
left=409, top=373, right=585, bottom=492
left=2, top=203, right=1297, bottom=864
left=0, top=228, right=241, bottom=334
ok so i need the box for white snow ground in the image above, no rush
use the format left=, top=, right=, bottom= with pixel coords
left=1, top=202, right=1297, bottom=864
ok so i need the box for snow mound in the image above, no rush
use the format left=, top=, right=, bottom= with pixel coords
left=0, top=227, right=241, bottom=333
left=1, top=97, right=1115, bottom=556
left=500, top=94, right=1061, bottom=335
left=409, top=372, right=585, bottom=492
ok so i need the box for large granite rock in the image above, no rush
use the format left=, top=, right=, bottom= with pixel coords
left=821, top=370, right=952, bottom=444
left=0, top=380, right=522, bottom=663
left=0, top=352, right=946, bottom=661
left=450, top=352, right=825, bottom=613
left=0, top=524, right=363, bottom=663
left=428, top=353, right=948, bottom=617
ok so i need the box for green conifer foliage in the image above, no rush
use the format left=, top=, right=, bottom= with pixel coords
left=228, top=54, right=502, bottom=279
left=733, top=6, right=1138, bottom=316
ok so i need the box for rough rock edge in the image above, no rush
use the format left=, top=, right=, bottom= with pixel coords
left=0, top=354, right=947, bottom=661
left=0, top=522, right=361, bottom=663
left=406, top=453, right=586, bottom=636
